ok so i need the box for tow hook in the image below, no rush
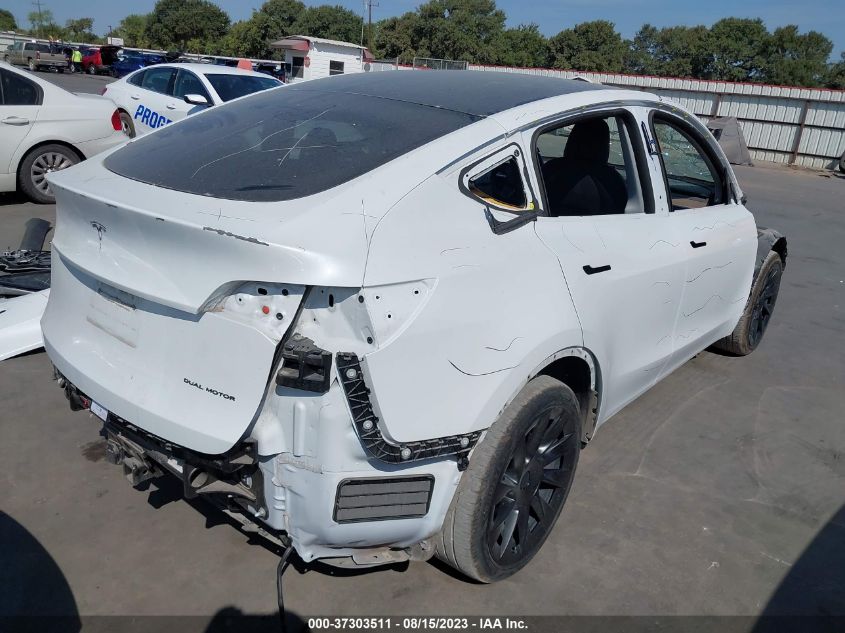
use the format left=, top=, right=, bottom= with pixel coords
left=105, top=438, right=159, bottom=486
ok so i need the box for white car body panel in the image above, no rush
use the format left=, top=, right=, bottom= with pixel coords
left=41, top=72, right=770, bottom=563
left=0, top=290, right=49, bottom=361
left=0, top=62, right=126, bottom=194
left=102, top=63, right=282, bottom=136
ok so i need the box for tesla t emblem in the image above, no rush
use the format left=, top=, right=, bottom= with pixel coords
left=90, top=221, right=106, bottom=249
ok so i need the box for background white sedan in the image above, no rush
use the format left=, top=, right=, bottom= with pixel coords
left=0, top=61, right=127, bottom=203
left=102, top=63, right=283, bottom=137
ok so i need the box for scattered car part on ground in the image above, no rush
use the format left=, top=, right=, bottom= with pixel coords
left=0, top=62, right=128, bottom=203
left=42, top=71, right=786, bottom=584
left=0, top=218, right=52, bottom=361
left=102, top=63, right=283, bottom=137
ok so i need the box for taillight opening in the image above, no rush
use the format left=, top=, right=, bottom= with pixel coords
left=111, top=110, right=123, bottom=132
left=100, top=86, right=108, bottom=96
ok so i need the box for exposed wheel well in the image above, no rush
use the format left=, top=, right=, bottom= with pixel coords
left=538, top=355, right=598, bottom=444
left=772, top=236, right=788, bottom=267
left=16, top=140, right=86, bottom=179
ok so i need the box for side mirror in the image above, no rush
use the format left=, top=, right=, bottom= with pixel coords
left=183, top=93, right=210, bottom=107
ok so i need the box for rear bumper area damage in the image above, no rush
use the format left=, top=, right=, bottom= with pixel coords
left=56, top=367, right=471, bottom=565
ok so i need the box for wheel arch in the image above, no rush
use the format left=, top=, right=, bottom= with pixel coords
left=528, top=347, right=601, bottom=444
left=15, top=139, right=86, bottom=180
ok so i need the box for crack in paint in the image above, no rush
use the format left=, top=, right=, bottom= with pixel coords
left=686, top=261, right=733, bottom=283
left=440, top=247, right=467, bottom=255
left=448, top=359, right=517, bottom=377
left=649, top=239, right=680, bottom=250
left=484, top=336, right=523, bottom=352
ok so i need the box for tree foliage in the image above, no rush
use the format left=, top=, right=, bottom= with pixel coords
left=548, top=20, right=626, bottom=72
left=145, top=0, right=230, bottom=51
left=6, top=0, right=845, bottom=89
left=114, top=14, right=151, bottom=48
left=0, top=8, right=17, bottom=31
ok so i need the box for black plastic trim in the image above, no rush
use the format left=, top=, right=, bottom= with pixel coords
left=336, top=352, right=481, bottom=465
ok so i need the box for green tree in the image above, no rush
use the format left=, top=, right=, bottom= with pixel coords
left=374, top=13, right=419, bottom=62
left=625, top=24, right=712, bottom=78
left=145, top=0, right=230, bottom=51
left=291, top=5, right=362, bottom=44
left=0, top=8, right=17, bottom=31
left=827, top=52, right=845, bottom=89
left=114, top=14, right=151, bottom=48
left=548, top=20, right=626, bottom=72
left=496, top=24, right=549, bottom=67
left=64, top=17, right=97, bottom=42
left=411, top=0, right=506, bottom=64
left=27, top=8, right=64, bottom=38
left=709, top=17, right=769, bottom=81
left=764, top=25, right=833, bottom=87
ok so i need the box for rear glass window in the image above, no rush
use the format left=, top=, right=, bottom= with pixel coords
left=104, top=87, right=480, bottom=202
left=205, top=74, right=281, bottom=102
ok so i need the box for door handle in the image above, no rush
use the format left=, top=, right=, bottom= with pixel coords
left=583, top=264, right=611, bottom=275
left=130, top=94, right=140, bottom=100
left=2, top=116, right=30, bottom=126
left=165, top=103, right=176, bottom=110
left=690, top=240, right=707, bottom=248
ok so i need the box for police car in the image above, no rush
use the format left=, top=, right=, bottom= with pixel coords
left=102, top=63, right=282, bottom=137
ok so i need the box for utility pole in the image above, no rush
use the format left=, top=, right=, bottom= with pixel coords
left=365, top=0, right=378, bottom=52
left=31, top=0, right=44, bottom=39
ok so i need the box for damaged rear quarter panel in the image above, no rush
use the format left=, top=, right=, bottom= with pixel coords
left=361, top=173, right=583, bottom=444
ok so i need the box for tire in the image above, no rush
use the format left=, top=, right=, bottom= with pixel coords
left=119, top=111, right=136, bottom=138
left=87, top=64, right=96, bottom=75
left=434, top=375, right=581, bottom=583
left=839, top=153, right=845, bottom=174
left=711, top=251, right=783, bottom=356
left=57, top=67, right=64, bottom=74
left=18, top=144, right=81, bottom=204
left=28, top=58, right=36, bottom=72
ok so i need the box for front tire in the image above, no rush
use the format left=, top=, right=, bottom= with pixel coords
left=711, top=251, right=783, bottom=356
left=18, top=144, right=81, bottom=204
left=434, top=375, right=581, bottom=583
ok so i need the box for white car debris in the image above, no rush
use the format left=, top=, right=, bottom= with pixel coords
left=42, top=71, right=786, bottom=583
left=0, top=62, right=128, bottom=203
left=0, top=289, right=49, bottom=361
left=101, top=62, right=283, bottom=137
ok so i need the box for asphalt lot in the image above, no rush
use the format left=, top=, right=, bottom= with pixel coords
left=1, top=70, right=844, bottom=630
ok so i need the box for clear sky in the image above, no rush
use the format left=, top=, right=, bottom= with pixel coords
left=4, top=0, right=844, bottom=55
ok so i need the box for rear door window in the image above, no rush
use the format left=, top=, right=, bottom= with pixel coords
left=0, top=69, right=42, bottom=106
left=204, top=74, right=280, bottom=102
left=128, top=70, right=146, bottom=87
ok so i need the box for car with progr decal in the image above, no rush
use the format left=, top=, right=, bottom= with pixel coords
left=0, top=61, right=127, bottom=203
left=101, top=62, right=282, bottom=137
left=43, top=72, right=787, bottom=585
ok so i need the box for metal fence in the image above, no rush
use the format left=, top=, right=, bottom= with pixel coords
left=467, top=64, right=845, bottom=171
left=413, top=56, right=468, bottom=71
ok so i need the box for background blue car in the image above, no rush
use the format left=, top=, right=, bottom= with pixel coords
left=110, top=53, right=163, bottom=78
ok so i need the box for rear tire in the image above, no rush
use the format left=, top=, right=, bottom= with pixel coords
left=28, top=59, right=36, bottom=72
left=434, top=375, right=581, bottom=583
left=711, top=251, right=783, bottom=356
left=87, top=64, right=96, bottom=75
left=18, top=144, right=81, bottom=204
left=119, top=111, right=136, bottom=138
left=839, top=152, right=845, bottom=174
